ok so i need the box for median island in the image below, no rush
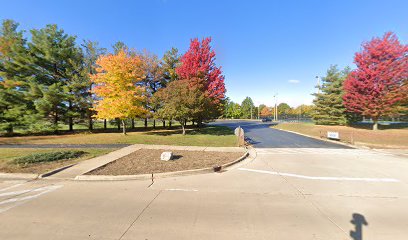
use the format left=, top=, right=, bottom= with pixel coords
left=87, top=149, right=244, bottom=176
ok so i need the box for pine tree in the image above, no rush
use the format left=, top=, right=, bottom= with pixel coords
left=23, top=24, right=85, bottom=131
left=312, top=65, right=350, bottom=125
left=0, top=19, right=33, bottom=134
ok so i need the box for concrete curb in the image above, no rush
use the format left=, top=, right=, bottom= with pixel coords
left=0, top=172, right=39, bottom=180
left=75, top=150, right=250, bottom=181
left=39, top=163, right=77, bottom=178
left=273, top=128, right=361, bottom=149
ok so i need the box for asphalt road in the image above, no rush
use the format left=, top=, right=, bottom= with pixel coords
left=211, top=120, right=351, bottom=148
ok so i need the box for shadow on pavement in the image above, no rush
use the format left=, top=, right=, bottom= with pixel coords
left=350, top=213, right=368, bottom=240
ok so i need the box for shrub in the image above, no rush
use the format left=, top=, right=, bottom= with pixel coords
left=13, top=150, right=87, bottom=165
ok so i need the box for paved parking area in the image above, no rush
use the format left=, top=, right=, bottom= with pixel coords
left=0, top=146, right=407, bottom=239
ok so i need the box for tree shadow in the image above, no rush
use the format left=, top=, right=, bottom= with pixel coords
left=350, top=213, right=368, bottom=240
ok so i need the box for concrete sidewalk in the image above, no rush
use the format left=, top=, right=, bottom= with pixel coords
left=48, top=144, right=246, bottom=179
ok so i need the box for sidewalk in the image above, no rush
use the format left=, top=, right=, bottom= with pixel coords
left=48, top=144, right=246, bottom=179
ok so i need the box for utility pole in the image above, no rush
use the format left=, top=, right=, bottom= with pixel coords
left=273, top=94, right=278, bottom=121
left=258, top=105, right=260, bottom=119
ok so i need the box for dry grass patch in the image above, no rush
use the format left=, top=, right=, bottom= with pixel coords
left=273, top=123, right=408, bottom=149
left=88, top=149, right=244, bottom=175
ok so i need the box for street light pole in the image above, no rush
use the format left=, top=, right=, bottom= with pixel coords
left=273, top=94, right=278, bottom=121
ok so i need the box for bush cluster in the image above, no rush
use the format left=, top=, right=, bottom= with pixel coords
left=13, top=151, right=86, bottom=165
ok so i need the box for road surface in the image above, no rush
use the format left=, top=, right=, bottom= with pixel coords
left=0, top=122, right=407, bottom=239
left=210, top=120, right=351, bottom=148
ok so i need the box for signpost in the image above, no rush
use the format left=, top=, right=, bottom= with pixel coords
left=235, top=126, right=245, bottom=147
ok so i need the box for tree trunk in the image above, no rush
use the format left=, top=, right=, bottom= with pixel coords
left=122, top=119, right=127, bottom=135
left=144, top=118, right=148, bottom=128
left=54, top=109, right=58, bottom=133
left=169, top=121, right=172, bottom=128
left=163, top=120, right=165, bottom=127
left=373, top=118, right=378, bottom=130
left=88, top=117, right=93, bottom=131
left=131, top=119, right=135, bottom=129
left=68, top=100, right=73, bottom=131
left=117, top=119, right=120, bottom=131
left=153, top=119, right=156, bottom=129
left=104, top=119, right=107, bottom=130
left=181, top=120, right=186, bottom=135
left=192, top=120, right=195, bottom=126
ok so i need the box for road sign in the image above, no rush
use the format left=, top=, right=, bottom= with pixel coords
left=327, top=131, right=340, bottom=140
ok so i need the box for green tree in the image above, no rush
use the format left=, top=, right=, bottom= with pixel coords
left=241, top=97, right=254, bottom=119
left=23, top=24, right=85, bottom=131
left=161, top=47, right=180, bottom=85
left=277, top=103, right=291, bottom=117
left=112, top=41, right=127, bottom=54
left=154, top=78, right=208, bottom=135
left=82, top=40, right=106, bottom=130
left=0, top=19, right=33, bottom=134
left=312, top=65, right=351, bottom=125
left=224, top=98, right=242, bottom=119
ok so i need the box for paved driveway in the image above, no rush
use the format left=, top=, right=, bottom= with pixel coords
left=210, top=120, right=351, bottom=148
left=1, top=146, right=407, bottom=239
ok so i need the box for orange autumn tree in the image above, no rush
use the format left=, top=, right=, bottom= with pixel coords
left=260, top=107, right=272, bottom=117
left=91, top=50, right=147, bottom=135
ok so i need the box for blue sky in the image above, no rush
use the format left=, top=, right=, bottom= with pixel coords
left=1, top=0, right=407, bottom=107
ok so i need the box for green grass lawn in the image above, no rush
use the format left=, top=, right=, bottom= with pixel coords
left=0, top=126, right=238, bottom=147
left=0, top=148, right=115, bottom=174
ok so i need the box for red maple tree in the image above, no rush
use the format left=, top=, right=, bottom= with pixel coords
left=176, top=37, right=226, bottom=104
left=343, top=32, right=408, bottom=130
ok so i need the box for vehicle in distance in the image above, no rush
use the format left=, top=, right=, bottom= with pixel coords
left=261, top=117, right=272, bottom=122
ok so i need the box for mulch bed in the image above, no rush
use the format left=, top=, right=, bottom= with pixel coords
left=87, top=149, right=244, bottom=175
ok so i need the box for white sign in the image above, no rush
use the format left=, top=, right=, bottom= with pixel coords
left=327, top=131, right=340, bottom=140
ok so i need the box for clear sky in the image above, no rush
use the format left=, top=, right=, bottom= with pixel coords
left=1, top=0, right=407, bottom=107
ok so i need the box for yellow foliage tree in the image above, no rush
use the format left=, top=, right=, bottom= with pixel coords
left=91, top=50, right=147, bottom=134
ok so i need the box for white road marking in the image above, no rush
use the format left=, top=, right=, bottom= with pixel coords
left=0, top=183, right=24, bottom=192
left=0, top=186, right=58, bottom=198
left=0, top=185, right=63, bottom=214
left=255, top=148, right=393, bottom=156
left=238, top=168, right=400, bottom=183
left=165, top=188, right=198, bottom=192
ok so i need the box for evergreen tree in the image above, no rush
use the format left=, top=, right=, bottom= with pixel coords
left=241, top=97, right=254, bottom=119
left=312, top=65, right=350, bottom=125
left=22, top=24, right=85, bottom=131
left=0, top=19, right=33, bottom=134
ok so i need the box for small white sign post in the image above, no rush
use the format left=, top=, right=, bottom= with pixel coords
left=327, top=131, right=340, bottom=140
